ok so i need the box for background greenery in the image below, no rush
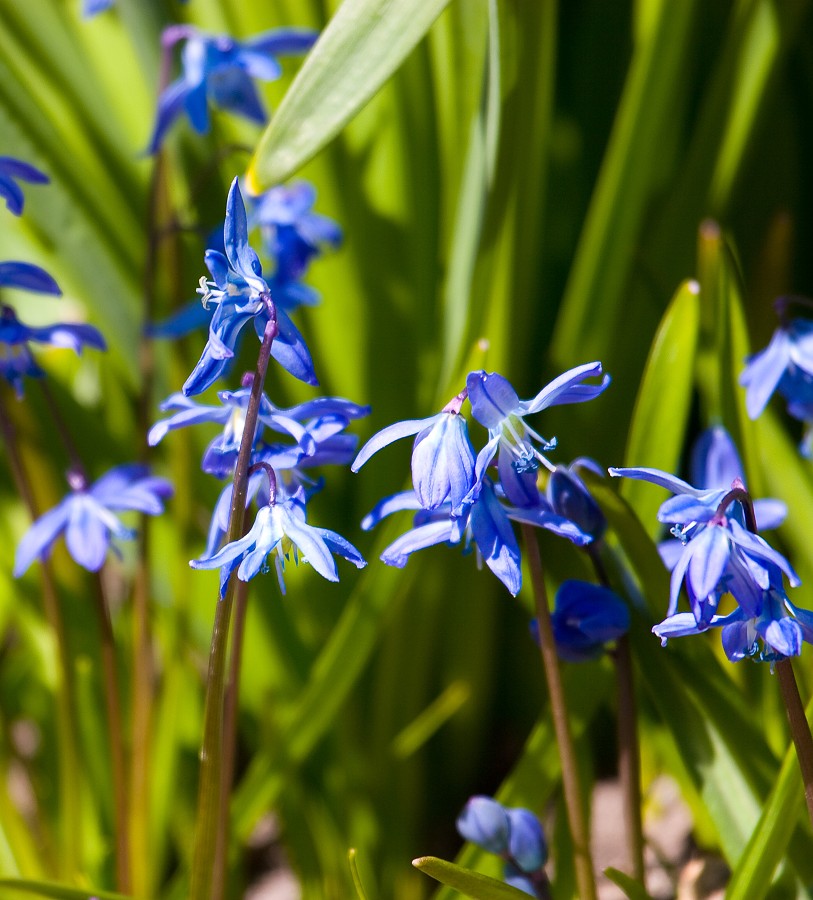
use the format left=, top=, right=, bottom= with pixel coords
left=2, top=0, right=813, bottom=896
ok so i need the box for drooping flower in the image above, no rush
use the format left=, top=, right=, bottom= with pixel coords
left=0, top=304, right=106, bottom=397
left=546, top=580, right=630, bottom=662
left=0, top=157, right=48, bottom=216
left=352, top=391, right=476, bottom=515
left=545, top=459, right=607, bottom=541
left=184, top=179, right=316, bottom=395
left=15, top=465, right=173, bottom=574
left=466, top=364, right=609, bottom=507
left=191, top=485, right=365, bottom=597
left=148, top=26, right=317, bottom=152
left=654, top=564, right=813, bottom=664
left=456, top=796, right=548, bottom=898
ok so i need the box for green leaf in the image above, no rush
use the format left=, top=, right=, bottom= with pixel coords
left=247, top=0, right=454, bottom=188
left=725, top=697, right=813, bottom=900
left=348, top=848, right=371, bottom=900
left=621, top=279, right=700, bottom=534
left=603, top=867, right=654, bottom=900
left=413, top=857, right=532, bottom=900
left=0, top=879, right=129, bottom=900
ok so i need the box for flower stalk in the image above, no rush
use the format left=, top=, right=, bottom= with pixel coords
left=521, top=523, right=597, bottom=900
left=189, top=301, right=279, bottom=900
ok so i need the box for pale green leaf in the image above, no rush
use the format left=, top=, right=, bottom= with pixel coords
left=413, top=857, right=532, bottom=900
left=248, top=0, right=454, bottom=188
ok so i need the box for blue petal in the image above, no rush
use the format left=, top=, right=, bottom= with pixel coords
left=352, top=416, right=438, bottom=471
left=652, top=612, right=708, bottom=643
left=759, top=617, right=802, bottom=658
left=687, top=526, right=730, bottom=601
left=753, top=498, right=787, bottom=531
left=28, top=322, right=106, bottom=353
left=740, top=328, right=792, bottom=419
left=0, top=262, right=61, bottom=295
left=690, top=426, right=743, bottom=489
left=14, top=502, right=70, bottom=576
left=244, top=28, right=319, bottom=58
left=506, top=808, right=547, bottom=872
left=608, top=466, right=703, bottom=497
left=224, top=179, right=265, bottom=287
left=147, top=79, right=191, bottom=153
left=411, top=413, right=475, bottom=512
left=380, top=519, right=456, bottom=567
left=470, top=482, right=522, bottom=596
left=208, top=69, right=266, bottom=123
left=657, top=492, right=723, bottom=524
left=280, top=510, right=338, bottom=582
left=521, top=361, right=608, bottom=413
left=466, top=371, right=519, bottom=428
left=265, top=306, right=318, bottom=385
left=456, top=797, right=510, bottom=855
left=65, top=497, right=113, bottom=571
left=361, top=491, right=422, bottom=530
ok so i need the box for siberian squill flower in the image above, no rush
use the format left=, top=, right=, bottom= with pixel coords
left=654, top=563, right=813, bottom=664
left=741, top=307, right=813, bottom=454
left=352, top=390, right=476, bottom=515
left=191, top=485, right=365, bottom=597
left=548, top=580, right=629, bottom=662
left=252, top=182, right=342, bottom=291
left=657, top=427, right=785, bottom=568
left=148, top=26, right=317, bottom=153
left=184, top=179, right=316, bottom=395
left=15, top=465, right=172, bottom=574
left=467, top=363, right=609, bottom=507
left=545, top=459, right=607, bottom=541
left=456, top=796, right=548, bottom=897
left=0, top=157, right=48, bottom=216
left=609, top=466, right=799, bottom=625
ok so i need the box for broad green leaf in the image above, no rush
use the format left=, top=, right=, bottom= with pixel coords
left=414, top=857, right=531, bottom=900
left=0, top=879, right=128, bottom=900
left=621, top=279, right=700, bottom=534
left=247, top=0, right=454, bottom=188
left=604, top=867, right=654, bottom=900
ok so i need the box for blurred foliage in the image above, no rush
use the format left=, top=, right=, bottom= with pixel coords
left=1, top=0, right=813, bottom=897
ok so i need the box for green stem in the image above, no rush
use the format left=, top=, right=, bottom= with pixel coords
left=520, top=523, right=596, bottom=900
left=92, top=572, right=130, bottom=893
left=588, top=545, right=644, bottom=884
left=212, top=574, right=251, bottom=900
left=776, top=659, right=813, bottom=829
left=189, top=309, right=279, bottom=900
left=0, top=390, right=82, bottom=877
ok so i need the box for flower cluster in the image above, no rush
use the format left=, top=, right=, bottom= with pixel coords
left=353, top=365, right=610, bottom=595
left=456, top=796, right=548, bottom=897
left=151, top=180, right=366, bottom=596
left=611, top=427, right=811, bottom=663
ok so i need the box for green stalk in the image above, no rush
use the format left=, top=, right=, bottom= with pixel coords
left=212, top=574, right=251, bottom=900
left=189, top=309, right=279, bottom=900
left=520, top=523, right=596, bottom=900
left=776, top=661, right=813, bottom=829
left=91, top=572, right=131, bottom=894
left=588, top=545, right=644, bottom=884
left=0, top=390, right=82, bottom=877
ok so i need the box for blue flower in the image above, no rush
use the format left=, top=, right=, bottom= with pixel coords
left=82, top=0, right=114, bottom=16
left=656, top=427, right=786, bottom=569
left=0, top=304, right=106, bottom=397
left=352, top=392, right=476, bottom=515
left=148, top=26, right=317, bottom=152
left=654, top=566, right=813, bottom=664
left=150, top=387, right=368, bottom=477
left=0, top=157, right=48, bottom=216
left=184, top=179, right=316, bottom=395
left=466, top=364, right=609, bottom=507
left=547, top=580, right=630, bottom=662
left=456, top=796, right=547, bottom=896
left=15, top=465, right=172, bottom=574
left=610, top=465, right=799, bottom=623
left=191, top=486, right=365, bottom=597
left=252, top=181, right=342, bottom=285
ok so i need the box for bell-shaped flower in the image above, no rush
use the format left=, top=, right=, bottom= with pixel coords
left=0, top=157, right=48, bottom=216
left=148, top=26, right=317, bottom=152
left=191, top=486, right=365, bottom=597
left=352, top=395, right=476, bottom=515
left=546, top=580, right=630, bottom=662
left=545, top=460, right=606, bottom=541
left=467, top=363, right=609, bottom=507
left=457, top=796, right=547, bottom=896
left=183, top=180, right=317, bottom=395
left=15, top=465, right=172, bottom=574
left=0, top=304, right=106, bottom=397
